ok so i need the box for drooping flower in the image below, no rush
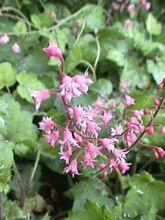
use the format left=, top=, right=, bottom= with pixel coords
left=111, top=124, right=123, bottom=136
left=124, top=94, right=135, bottom=107
left=12, top=43, right=21, bottom=53
left=127, top=4, right=136, bottom=13
left=45, top=131, right=59, bottom=147
left=153, top=147, right=165, bottom=159
left=39, top=117, right=55, bottom=133
left=0, top=34, right=9, bottom=44
left=73, top=72, right=93, bottom=94
left=82, top=152, right=95, bottom=168
left=102, top=112, right=113, bottom=126
left=59, top=149, right=72, bottom=164
left=64, top=158, right=80, bottom=177
left=29, top=89, right=50, bottom=111
left=43, top=41, right=63, bottom=61
left=118, top=159, right=130, bottom=174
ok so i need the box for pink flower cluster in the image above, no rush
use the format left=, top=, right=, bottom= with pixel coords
left=30, top=42, right=165, bottom=178
left=0, top=34, right=21, bottom=54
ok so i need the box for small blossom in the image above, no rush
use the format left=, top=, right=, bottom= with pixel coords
left=39, top=117, right=55, bottom=133
left=83, top=152, right=95, bottom=168
left=0, top=34, right=9, bottom=44
left=111, top=124, right=123, bottom=136
left=144, top=2, right=151, bottom=10
left=133, top=110, right=144, bottom=120
left=124, top=95, right=135, bottom=107
left=45, top=131, right=59, bottom=147
left=29, top=89, right=50, bottom=111
left=64, top=159, right=80, bottom=177
left=161, top=126, right=165, bottom=135
left=146, top=126, right=154, bottom=135
left=153, top=147, right=165, bottom=159
left=120, top=80, right=129, bottom=90
left=59, top=150, right=72, bottom=164
left=99, top=138, right=115, bottom=152
left=102, top=112, right=113, bottom=125
left=86, top=142, right=101, bottom=158
left=98, top=163, right=106, bottom=170
left=12, top=43, right=21, bottom=53
left=43, top=41, right=63, bottom=60
left=127, top=4, right=136, bottom=13
left=124, top=19, right=133, bottom=28
left=119, top=159, right=130, bottom=174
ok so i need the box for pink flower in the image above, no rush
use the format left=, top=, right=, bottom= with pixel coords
left=124, top=131, right=137, bottom=146
left=60, top=128, right=79, bottom=149
left=127, top=4, right=136, bottom=13
left=59, top=150, right=72, bottom=164
left=43, top=41, right=63, bottom=60
left=133, top=110, right=144, bottom=119
left=12, top=43, right=20, bottom=53
left=45, top=131, right=59, bottom=147
left=29, top=89, right=50, bottom=111
left=153, top=147, right=165, bottom=159
left=86, top=142, right=101, bottom=158
left=124, top=19, right=133, bottom=28
left=39, top=117, right=55, bottom=133
left=87, top=121, right=100, bottom=138
left=0, top=34, right=9, bottom=44
left=73, top=72, right=93, bottom=94
left=83, top=152, right=95, bottom=168
left=111, top=125, right=123, bottom=136
left=60, top=75, right=81, bottom=102
left=119, top=159, right=130, bottom=174
left=144, top=2, right=151, bottom=10
left=94, top=98, right=104, bottom=109
left=99, top=138, right=115, bottom=152
left=109, top=159, right=118, bottom=172
left=120, top=80, right=129, bottom=90
left=146, top=126, right=154, bottom=135
left=64, top=159, right=80, bottom=177
left=102, top=112, right=113, bottom=125
left=161, top=126, right=165, bottom=135
left=124, top=95, right=135, bottom=107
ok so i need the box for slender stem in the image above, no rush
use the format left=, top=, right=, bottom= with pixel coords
left=128, top=93, right=165, bottom=151
left=74, top=21, right=86, bottom=46
left=25, top=149, right=41, bottom=195
left=0, top=5, right=92, bottom=36
left=94, top=36, right=100, bottom=76
left=1, top=6, right=33, bottom=28
left=12, top=160, right=25, bottom=208
left=0, top=194, right=3, bottom=220
left=80, top=60, right=96, bottom=82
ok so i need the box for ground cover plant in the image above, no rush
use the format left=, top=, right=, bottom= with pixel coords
left=0, top=0, right=165, bottom=219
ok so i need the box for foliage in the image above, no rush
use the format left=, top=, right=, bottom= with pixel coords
left=0, top=0, right=165, bottom=219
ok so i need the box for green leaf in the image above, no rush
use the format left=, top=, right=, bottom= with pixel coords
left=13, top=21, right=27, bottom=34
left=30, top=14, right=42, bottom=29
left=16, top=72, right=45, bottom=102
left=106, top=49, right=125, bottom=67
left=0, top=137, right=13, bottom=193
left=121, top=57, right=150, bottom=91
left=4, top=200, right=26, bottom=220
left=65, top=34, right=96, bottom=72
left=65, top=178, right=113, bottom=212
left=68, top=200, right=116, bottom=220
left=90, top=78, right=113, bottom=96
left=146, top=13, right=162, bottom=35
left=114, top=172, right=165, bottom=220
left=0, top=62, right=16, bottom=89
left=0, top=94, right=37, bottom=145
left=24, top=195, right=47, bottom=213
left=147, top=59, right=165, bottom=84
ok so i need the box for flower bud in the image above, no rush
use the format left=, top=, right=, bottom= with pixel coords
left=161, top=126, right=165, bottom=135
left=153, top=147, right=165, bottom=159
left=143, top=108, right=151, bottom=115
left=98, top=163, right=106, bottom=170
left=154, top=98, right=160, bottom=106
left=146, top=126, right=154, bottom=135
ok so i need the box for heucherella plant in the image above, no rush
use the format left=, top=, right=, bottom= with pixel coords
left=30, top=41, right=165, bottom=178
